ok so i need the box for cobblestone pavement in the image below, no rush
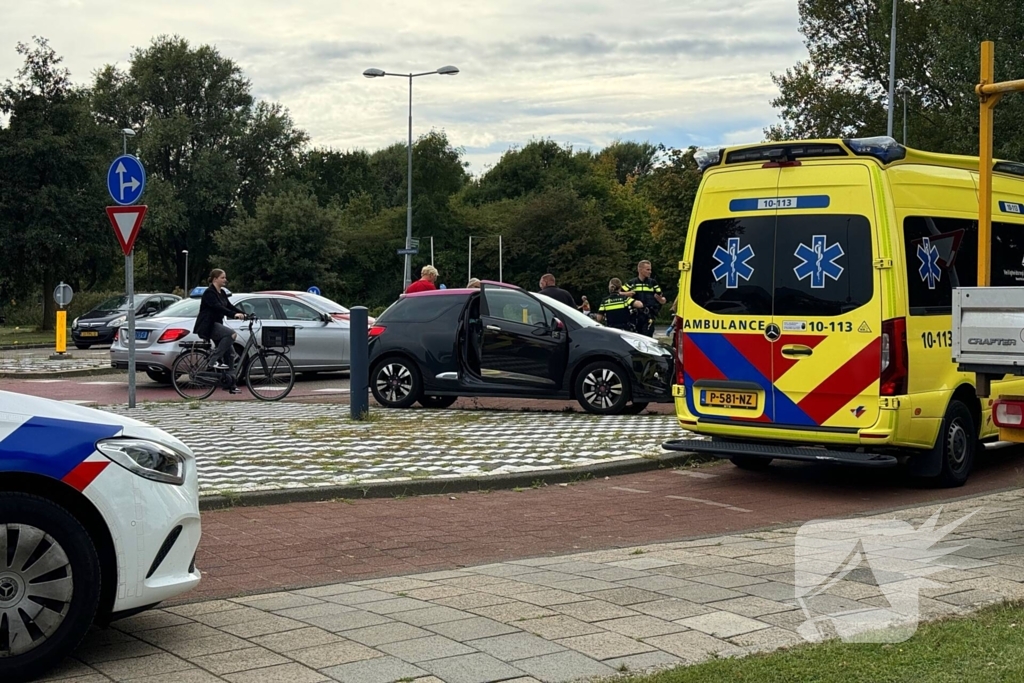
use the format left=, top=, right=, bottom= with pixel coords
left=58, top=488, right=1024, bottom=683
left=102, top=402, right=699, bottom=495
left=0, top=355, right=113, bottom=373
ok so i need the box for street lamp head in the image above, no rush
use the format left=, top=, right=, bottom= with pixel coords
left=181, top=250, right=188, bottom=255
left=437, top=65, right=459, bottom=76
left=121, top=128, right=136, bottom=137
left=363, top=68, right=385, bottom=78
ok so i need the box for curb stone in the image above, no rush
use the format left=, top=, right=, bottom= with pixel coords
left=0, top=366, right=123, bottom=379
left=197, top=451, right=716, bottom=511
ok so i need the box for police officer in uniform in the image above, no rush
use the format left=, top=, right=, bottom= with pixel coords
left=623, top=260, right=667, bottom=337
left=596, top=278, right=645, bottom=330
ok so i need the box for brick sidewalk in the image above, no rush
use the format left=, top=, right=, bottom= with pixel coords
left=57, top=488, right=1024, bottom=683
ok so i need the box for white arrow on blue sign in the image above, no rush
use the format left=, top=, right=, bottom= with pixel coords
left=307, top=286, right=321, bottom=295
left=107, top=155, right=146, bottom=205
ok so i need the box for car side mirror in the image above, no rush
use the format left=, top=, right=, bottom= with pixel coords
left=552, top=317, right=565, bottom=332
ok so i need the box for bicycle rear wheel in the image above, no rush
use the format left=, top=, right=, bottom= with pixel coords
left=171, top=350, right=218, bottom=400
left=245, top=349, right=295, bottom=401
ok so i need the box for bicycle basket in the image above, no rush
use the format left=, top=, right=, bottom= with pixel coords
left=262, top=326, right=295, bottom=347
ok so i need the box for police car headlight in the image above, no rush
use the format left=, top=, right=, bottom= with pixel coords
left=108, top=315, right=127, bottom=327
left=621, top=334, right=670, bottom=356
left=96, top=438, right=186, bottom=485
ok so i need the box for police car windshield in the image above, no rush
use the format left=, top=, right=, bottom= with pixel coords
left=158, top=298, right=202, bottom=318
left=536, top=294, right=598, bottom=328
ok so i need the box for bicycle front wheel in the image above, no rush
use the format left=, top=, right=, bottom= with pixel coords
left=171, top=350, right=217, bottom=400
left=245, top=350, right=295, bottom=401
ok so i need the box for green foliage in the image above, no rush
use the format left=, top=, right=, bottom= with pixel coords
left=769, top=0, right=1024, bottom=160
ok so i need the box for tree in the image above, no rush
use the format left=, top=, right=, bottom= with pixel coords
left=92, top=35, right=307, bottom=290
left=214, top=190, right=344, bottom=293
left=768, top=0, right=1024, bottom=160
left=0, top=38, right=115, bottom=328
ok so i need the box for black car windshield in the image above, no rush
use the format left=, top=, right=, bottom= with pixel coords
left=536, top=294, right=599, bottom=328
left=158, top=298, right=202, bottom=318
left=94, top=295, right=131, bottom=312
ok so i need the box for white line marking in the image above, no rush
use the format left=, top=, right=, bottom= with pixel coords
left=81, top=381, right=122, bottom=385
left=665, top=495, right=751, bottom=513
left=24, top=379, right=68, bottom=383
left=672, top=470, right=718, bottom=479
left=611, top=486, right=651, bottom=494
left=312, top=389, right=350, bottom=393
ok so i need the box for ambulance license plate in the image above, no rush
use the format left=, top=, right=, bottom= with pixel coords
left=700, top=390, right=758, bottom=410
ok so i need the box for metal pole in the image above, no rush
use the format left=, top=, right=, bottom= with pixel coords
left=126, top=251, right=136, bottom=408
left=499, top=235, right=503, bottom=282
left=183, top=251, right=188, bottom=293
left=468, top=236, right=473, bottom=281
left=978, top=41, right=997, bottom=288
left=903, top=89, right=908, bottom=145
left=123, top=134, right=127, bottom=156
left=886, top=0, right=898, bottom=137
left=430, top=236, right=434, bottom=266
left=349, top=306, right=369, bottom=419
left=405, top=74, right=413, bottom=290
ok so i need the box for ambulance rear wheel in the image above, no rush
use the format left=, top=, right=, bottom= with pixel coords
left=934, top=400, right=975, bottom=488
left=730, top=455, right=772, bottom=471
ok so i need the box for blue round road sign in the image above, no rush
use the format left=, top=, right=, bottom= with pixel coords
left=107, top=155, right=146, bottom=205
left=307, top=286, right=321, bottom=295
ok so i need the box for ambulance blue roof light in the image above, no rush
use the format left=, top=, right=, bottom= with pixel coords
left=844, top=136, right=907, bottom=164
left=694, top=148, right=723, bottom=171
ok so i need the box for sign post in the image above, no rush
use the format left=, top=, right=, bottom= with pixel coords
left=52, top=282, right=73, bottom=357
left=107, top=153, right=147, bottom=408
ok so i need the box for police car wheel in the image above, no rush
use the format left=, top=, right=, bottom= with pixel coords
left=371, top=359, right=421, bottom=409
left=418, top=395, right=457, bottom=409
left=0, top=494, right=101, bottom=683
left=145, top=368, right=171, bottom=384
left=576, top=361, right=631, bottom=414
left=935, top=400, right=975, bottom=488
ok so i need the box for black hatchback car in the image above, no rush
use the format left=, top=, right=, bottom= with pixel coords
left=71, top=293, right=180, bottom=349
left=367, top=282, right=673, bottom=414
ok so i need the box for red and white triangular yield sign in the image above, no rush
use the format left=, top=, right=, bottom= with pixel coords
left=106, top=206, right=147, bottom=256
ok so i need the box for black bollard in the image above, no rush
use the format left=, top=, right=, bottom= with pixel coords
left=349, top=306, right=369, bottom=419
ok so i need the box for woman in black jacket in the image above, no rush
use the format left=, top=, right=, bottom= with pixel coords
left=195, top=269, right=245, bottom=392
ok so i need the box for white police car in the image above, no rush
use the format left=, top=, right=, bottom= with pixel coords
left=0, top=391, right=201, bottom=681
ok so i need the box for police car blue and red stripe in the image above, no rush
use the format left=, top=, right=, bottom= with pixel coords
left=0, top=391, right=201, bottom=682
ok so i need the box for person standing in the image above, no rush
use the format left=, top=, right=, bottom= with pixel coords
left=194, top=269, right=245, bottom=394
left=405, top=265, right=439, bottom=294
left=624, top=260, right=667, bottom=337
left=537, top=273, right=575, bottom=308
left=596, top=278, right=645, bottom=330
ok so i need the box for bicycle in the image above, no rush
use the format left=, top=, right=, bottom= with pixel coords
left=170, top=315, right=296, bottom=401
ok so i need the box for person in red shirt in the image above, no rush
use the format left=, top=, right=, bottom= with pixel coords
left=405, top=265, right=439, bottom=294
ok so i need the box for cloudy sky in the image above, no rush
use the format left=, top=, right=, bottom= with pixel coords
left=1, top=0, right=807, bottom=174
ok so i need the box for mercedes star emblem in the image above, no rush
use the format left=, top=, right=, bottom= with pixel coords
left=765, top=323, right=781, bottom=342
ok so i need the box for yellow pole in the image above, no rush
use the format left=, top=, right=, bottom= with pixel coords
left=55, top=310, right=66, bottom=354
left=977, top=41, right=997, bottom=287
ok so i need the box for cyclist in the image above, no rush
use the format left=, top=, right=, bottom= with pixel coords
left=194, top=268, right=245, bottom=394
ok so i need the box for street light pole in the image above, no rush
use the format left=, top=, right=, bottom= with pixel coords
left=182, top=250, right=189, bottom=293
left=902, top=87, right=911, bottom=146
left=886, top=0, right=898, bottom=137
left=363, top=65, right=459, bottom=290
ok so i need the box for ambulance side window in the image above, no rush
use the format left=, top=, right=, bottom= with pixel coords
left=689, top=217, right=775, bottom=316
left=903, top=217, right=977, bottom=315
left=991, top=221, right=1024, bottom=286
left=773, top=214, right=874, bottom=317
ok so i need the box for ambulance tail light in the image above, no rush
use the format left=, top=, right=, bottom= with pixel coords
left=992, top=399, right=1024, bottom=428
left=880, top=317, right=908, bottom=396
left=674, top=315, right=685, bottom=385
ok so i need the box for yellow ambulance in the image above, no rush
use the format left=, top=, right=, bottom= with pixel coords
left=665, top=136, right=1024, bottom=486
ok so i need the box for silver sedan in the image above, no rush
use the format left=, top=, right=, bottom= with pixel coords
left=110, top=293, right=355, bottom=383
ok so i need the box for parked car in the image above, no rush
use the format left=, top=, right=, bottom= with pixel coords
left=257, top=290, right=376, bottom=325
left=367, top=282, right=674, bottom=414
left=71, top=293, right=180, bottom=349
left=0, top=390, right=201, bottom=681
left=110, top=292, right=353, bottom=383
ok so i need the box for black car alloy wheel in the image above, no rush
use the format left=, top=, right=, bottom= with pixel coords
left=372, top=360, right=421, bottom=409
left=576, top=361, right=631, bottom=414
